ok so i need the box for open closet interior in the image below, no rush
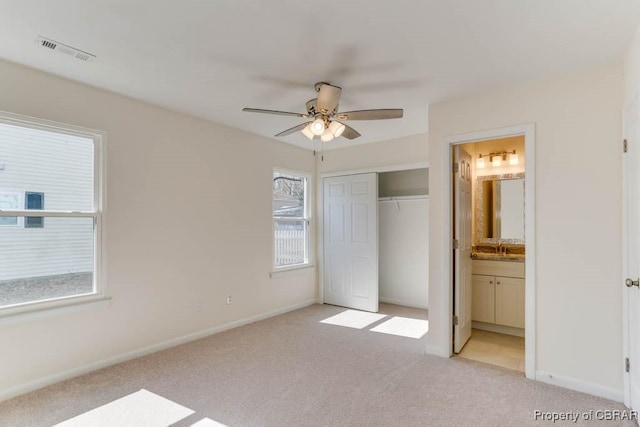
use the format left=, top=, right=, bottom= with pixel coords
left=378, top=168, right=429, bottom=310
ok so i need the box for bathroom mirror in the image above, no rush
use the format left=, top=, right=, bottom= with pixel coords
left=475, top=173, right=525, bottom=244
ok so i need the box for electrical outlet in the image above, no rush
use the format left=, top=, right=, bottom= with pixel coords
left=226, top=295, right=232, bottom=305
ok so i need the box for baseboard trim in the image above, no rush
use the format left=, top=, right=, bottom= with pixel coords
left=535, top=370, right=623, bottom=402
left=425, top=343, right=450, bottom=358
left=379, top=297, right=428, bottom=310
left=0, top=299, right=316, bottom=402
left=472, top=321, right=524, bottom=337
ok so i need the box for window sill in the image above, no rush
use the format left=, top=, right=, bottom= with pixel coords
left=270, top=265, right=315, bottom=278
left=0, top=295, right=112, bottom=326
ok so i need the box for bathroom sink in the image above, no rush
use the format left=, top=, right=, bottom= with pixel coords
left=470, top=252, right=525, bottom=262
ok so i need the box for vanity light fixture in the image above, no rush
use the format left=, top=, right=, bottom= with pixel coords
left=509, top=151, right=519, bottom=166
left=476, top=149, right=519, bottom=169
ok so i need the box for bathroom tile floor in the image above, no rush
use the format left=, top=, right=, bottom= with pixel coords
left=458, top=328, right=525, bottom=372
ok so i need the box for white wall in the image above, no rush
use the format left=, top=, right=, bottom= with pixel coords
left=428, top=63, right=624, bottom=398
left=379, top=168, right=429, bottom=197
left=379, top=199, right=429, bottom=308
left=0, top=60, right=316, bottom=399
left=625, top=23, right=640, bottom=110
left=318, top=133, right=428, bottom=174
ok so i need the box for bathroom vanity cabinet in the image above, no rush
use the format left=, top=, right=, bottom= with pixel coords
left=471, top=259, right=525, bottom=331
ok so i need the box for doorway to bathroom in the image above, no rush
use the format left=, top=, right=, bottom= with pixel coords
left=448, top=125, right=535, bottom=378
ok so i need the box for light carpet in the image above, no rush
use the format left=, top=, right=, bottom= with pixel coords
left=0, top=303, right=634, bottom=426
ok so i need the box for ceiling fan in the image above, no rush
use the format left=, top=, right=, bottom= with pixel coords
left=242, top=82, right=403, bottom=142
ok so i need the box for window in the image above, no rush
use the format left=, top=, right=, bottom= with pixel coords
left=25, top=192, right=44, bottom=228
left=0, top=191, right=21, bottom=226
left=273, top=170, right=310, bottom=269
left=0, top=113, right=104, bottom=313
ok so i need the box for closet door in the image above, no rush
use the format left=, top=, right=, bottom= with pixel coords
left=323, top=173, right=378, bottom=312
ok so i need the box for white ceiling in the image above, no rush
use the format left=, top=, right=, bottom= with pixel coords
left=0, top=1, right=639, bottom=149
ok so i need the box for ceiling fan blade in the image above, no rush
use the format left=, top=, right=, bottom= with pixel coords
left=242, top=108, right=308, bottom=118
left=335, top=109, right=403, bottom=121
left=316, top=83, right=342, bottom=114
left=341, top=124, right=361, bottom=140
left=275, top=122, right=311, bottom=137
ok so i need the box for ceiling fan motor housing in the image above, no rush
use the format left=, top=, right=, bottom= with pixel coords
left=306, top=98, right=339, bottom=117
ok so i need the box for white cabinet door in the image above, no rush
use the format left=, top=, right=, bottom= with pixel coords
left=495, top=277, right=525, bottom=328
left=471, top=275, right=495, bottom=323
left=323, top=173, right=378, bottom=312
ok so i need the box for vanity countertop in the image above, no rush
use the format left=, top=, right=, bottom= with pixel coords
left=471, top=252, right=525, bottom=262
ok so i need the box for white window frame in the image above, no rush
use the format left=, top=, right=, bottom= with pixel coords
left=272, top=168, right=311, bottom=271
left=0, top=111, right=107, bottom=317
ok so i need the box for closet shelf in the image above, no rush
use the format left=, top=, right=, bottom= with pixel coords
left=378, top=195, right=428, bottom=201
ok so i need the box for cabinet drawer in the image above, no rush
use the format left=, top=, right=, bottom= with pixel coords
left=472, top=260, right=524, bottom=278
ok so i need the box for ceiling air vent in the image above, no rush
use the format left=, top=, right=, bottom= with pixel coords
left=35, top=36, right=96, bottom=63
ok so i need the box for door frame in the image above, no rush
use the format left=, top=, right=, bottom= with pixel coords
left=318, top=161, right=429, bottom=305
left=445, top=124, right=536, bottom=379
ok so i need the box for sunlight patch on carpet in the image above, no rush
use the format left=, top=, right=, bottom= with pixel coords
left=320, top=309, right=387, bottom=329
left=54, top=389, right=194, bottom=427
left=191, top=418, right=228, bottom=426
left=370, top=316, right=429, bottom=339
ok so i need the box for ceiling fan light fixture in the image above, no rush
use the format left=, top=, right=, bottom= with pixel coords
left=301, top=124, right=315, bottom=140
left=311, top=118, right=325, bottom=136
left=329, top=121, right=345, bottom=138
left=321, top=129, right=335, bottom=142
left=242, top=81, right=404, bottom=143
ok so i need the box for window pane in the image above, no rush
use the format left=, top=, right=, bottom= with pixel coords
left=274, top=220, right=307, bottom=267
left=0, top=217, right=18, bottom=226
left=25, top=192, right=44, bottom=209
left=25, top=191, right=44, bottom=228
left=0, top=217, right=94, bottom=307
left=0, top=123, right=94, bottom=211
left=273, top=172, right=305, bottom=217
left=0, top=192, right=20, bottom=226
left=25, top=216, right=44, bottom=228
